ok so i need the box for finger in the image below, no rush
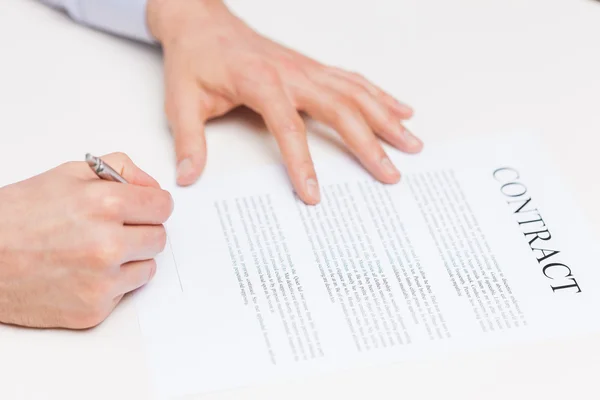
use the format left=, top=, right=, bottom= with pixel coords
left=327, top=67, right=414, bottom=119
left=312, top=72, right=422, bottom=154
left=95, top=183, right=173, bottom=225
left=238, top=73, right=320, bottom=205
left=99, top=152, right=161, bottom=188
left=164, top=56, right=208, bottom=186
left=118, top=225, right=167, bottom=263
left=295, top=84, right=401, bottom=184
left=117, top=259, right=157, bottom=294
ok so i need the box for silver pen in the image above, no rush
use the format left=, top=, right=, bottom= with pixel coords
left=85, top=153, right=128, bottom=183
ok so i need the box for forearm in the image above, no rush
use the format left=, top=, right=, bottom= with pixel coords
left=39, top=0, right=156, bottom=43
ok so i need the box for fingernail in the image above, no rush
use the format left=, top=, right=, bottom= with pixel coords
left=403, top=127, right=422, bottom=147
left=306, top=178, right=320, bottom=203
left=393, top=100, right=414, bottom=115
left=177, top=158, right=193, bottom=181
left=381, top=157, right=400, bottom=177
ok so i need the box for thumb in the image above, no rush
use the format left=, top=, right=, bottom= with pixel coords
left=99, top=152, right=161, bottom=188
left=165, top=75, right=208, bottom=187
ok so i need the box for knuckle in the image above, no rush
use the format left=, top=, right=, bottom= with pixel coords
left=98, top=194, right=125, bottom=218
left=106, top=152, right=130, bottom=163
left=66, top=284, right=113, bottom=329
left=91, top=237, right=123, bottom=268
left=199, top=95, right=217, bottom=116
left=240, top=59, right=279, bottom=87
left=82, top=181, right=103, bottom=204
left=331, top=100, right=358, bottom=125
left=385, top=110, right=400, bottom=128
left=381, top=91, right=395, bottom=104
left=277, top=115, right=305, bottom=135
left=63, top=273, right=119, bottom=329
left=256, top=65, right=279, bottom=84
left=352, top=135, right=382, bottom=156
left=326, top=65, right=344, bottom=75
left=349, top=71, right=367, bottom=83
left=347, top=85, right=369, bottom=103
left=277, top=56, right=305, bottom=76
left=61, top=160, right=81, bottom=171
left=80, top=185, right=104, bottom=213
left=82, top=185, right=124, bottom=219
left=87, top=281, right=112, bottom=305
left=365, top=138, right=384, bottom=155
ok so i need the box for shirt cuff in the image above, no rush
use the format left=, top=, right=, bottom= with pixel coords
left=50, top=0, right=157, bottom=44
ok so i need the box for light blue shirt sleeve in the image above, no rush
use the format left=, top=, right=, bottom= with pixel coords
left=40, top=0, right=156, bottom=44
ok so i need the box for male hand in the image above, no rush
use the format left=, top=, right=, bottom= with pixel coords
left=147, top=0, right=423, bottom=205
left=0, top=153, right=173, bottom=329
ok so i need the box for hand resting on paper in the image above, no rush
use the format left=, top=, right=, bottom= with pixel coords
left=147, top=0, right=424, bottom=204
left=0, top=153, right=173, bottom=329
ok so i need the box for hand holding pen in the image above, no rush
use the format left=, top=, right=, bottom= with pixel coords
left=0, top=153, right=173, bottom=329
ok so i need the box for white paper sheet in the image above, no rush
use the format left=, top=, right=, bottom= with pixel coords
left=135, top=133, right=600, bottom=399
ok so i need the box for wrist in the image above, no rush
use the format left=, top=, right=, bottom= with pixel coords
left=147, top=0, right=227, bottom=44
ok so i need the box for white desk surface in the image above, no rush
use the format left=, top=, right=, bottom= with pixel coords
left=1, top=0, right=600, bottom=399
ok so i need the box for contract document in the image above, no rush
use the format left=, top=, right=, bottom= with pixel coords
left=135, top=134, right=600, bottom=398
